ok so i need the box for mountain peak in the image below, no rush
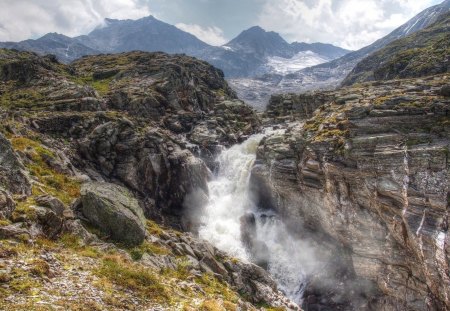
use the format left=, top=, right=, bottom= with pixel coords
left=224, top=26, right=291, bottom=59
left=237, top=26, right=284, bottom=40
left=40, top=32, right=69, bottom=40
left=104, top=18, right=119, bottom=24
left=245, top=26, right=266, bottom=33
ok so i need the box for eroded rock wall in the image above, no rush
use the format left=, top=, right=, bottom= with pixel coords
left=253, top=75, right=450, bottom=310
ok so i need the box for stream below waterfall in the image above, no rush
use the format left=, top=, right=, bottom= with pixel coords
left=197, top=130, right=312, bottom=304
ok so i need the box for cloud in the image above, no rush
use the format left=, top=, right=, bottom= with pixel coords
left=175, top=23, right=227, bottom=45
left=0, top=0, right=151, bottom=41
left=0, top=0, right=443, bottom=49
left=257, top=0, right=440, bottom=50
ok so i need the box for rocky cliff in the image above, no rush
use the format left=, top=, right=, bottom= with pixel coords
left=252, top=75, right=450, bottom=310
left=0, top=48, right=298, bottom=310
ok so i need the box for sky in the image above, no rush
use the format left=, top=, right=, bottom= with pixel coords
left=0, top=0, right=444, bottom=50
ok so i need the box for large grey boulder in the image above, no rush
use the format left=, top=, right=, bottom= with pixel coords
left=80, top=182, right=146, bottom=246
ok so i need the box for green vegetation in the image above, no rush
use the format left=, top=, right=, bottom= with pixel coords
left=196, top=273, right=239, bottom=303
left=199, top=299, right=224, bottom=311
left=304, top=113, right=350, bottom=143
left=95, top=255, right=169, bottom=301
left=10, top=136, right=80, bottom=205
left=128, top=240, right=170, bottom=260
left=146, top=219, right=164, bottom=236
left=70, top=75, right=113, bottom=95
left=0, top=85, right=45, bottom=109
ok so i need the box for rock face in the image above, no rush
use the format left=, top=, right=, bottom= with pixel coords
left=0, top=133, right=31, bottom=196
left=254, top=75, right=450, bottom=310
left=0, top=188, right=15, bottom=219
left=77, top=119, right=211, bottom=219
left=265, top=92, right=334, bottom=123
left=80, top=182, right=146, bottom=246
left=146, top=226, right=300, bottom=310
left=342, top=11, right=450, bottom=86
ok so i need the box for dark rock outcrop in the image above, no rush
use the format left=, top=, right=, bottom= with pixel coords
left=265, top=92, right=334, bottom=124
left=77, top=119, right=210, bottom=219
left=0, top=188, right=15, bottom=219
left=80, top=182, right=146, bottom=246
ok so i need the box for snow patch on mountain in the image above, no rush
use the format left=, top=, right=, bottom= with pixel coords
left=265, top=51, right=330, bottom=75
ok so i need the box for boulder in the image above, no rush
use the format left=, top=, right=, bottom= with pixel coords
left=33, top=206, right=64, bottom=239
left=35, top=195, right=65, bottom=217
left=80, top=182, right=146, bottom=246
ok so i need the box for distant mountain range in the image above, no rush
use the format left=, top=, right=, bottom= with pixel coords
left=0, top=0, right=448, bottom=109
left=0, top=16, right=349, bottom=78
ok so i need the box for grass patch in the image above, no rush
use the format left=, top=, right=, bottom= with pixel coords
left=59, top=233, right=100, bottom=258
left=128, top=241, right=170, bottom=260
left=12, top=197, right=38, bottom=222
left=10, top=136, right=80, bottom=205
left=70, top=75, right=113, bottom=96
left=162, top=257, right=191, bottom=280
left=146, top=220, right=163, bottom=236
left=29, top=259, right=50, bottom=277
left=199, top=299, right=224, bottom=311
left=196, top=273, right=238, bottom=303
left=95, top=255, right=169, bottom=302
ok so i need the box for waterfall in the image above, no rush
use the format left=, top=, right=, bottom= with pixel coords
left=198, top=133, right=263, bottom=260
left=198, top=131, right=309, bottom=304
left=254, top=214, right=308, bottom=303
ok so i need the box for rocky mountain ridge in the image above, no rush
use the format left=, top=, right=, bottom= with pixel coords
left=0, top=16, right=348, bottom=79
left=342, top=11, right=450, bottom=86
left=295, top=0, right=450, bottom=86
left=231, top=0, right=450, bottom=109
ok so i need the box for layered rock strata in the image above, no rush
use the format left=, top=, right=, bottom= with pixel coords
left=253, top=75, right=450, bottom=310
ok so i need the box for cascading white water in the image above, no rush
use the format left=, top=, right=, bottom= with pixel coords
left=254, top=215, right=308, bottom=303
left=198, top=133, right=264, bottom=260
left=198, top=131, right=313, bottom=304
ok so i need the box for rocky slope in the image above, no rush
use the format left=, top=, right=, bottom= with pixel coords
left=251, top=75, right=450, bottom=310
left=0, top=48, right=299, bottom=310
left=342, top=12, right=450, bottom=86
